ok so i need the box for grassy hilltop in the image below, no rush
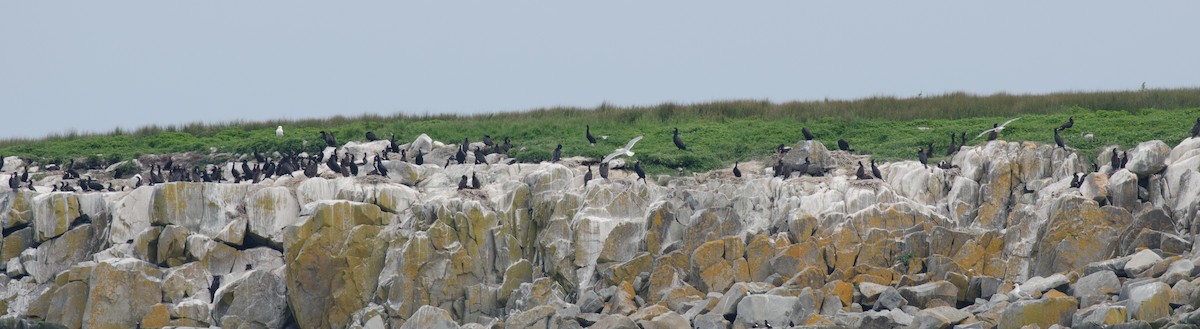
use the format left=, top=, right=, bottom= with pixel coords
left=2, top=88, right=1199, bottom=175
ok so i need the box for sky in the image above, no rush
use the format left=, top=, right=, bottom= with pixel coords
left=2, top=1, right=1198, bottom=140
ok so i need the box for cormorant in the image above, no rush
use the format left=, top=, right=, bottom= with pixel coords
left=1110, top=148, right=1121, bottom=170
left=925, top=143, right=934, bottom=159
left=26, top=181, right=34, bottom=191
left=918, top=147, right=928, bottom=168
left=501, top=137, right=513, bottom=154
left=946, top=132, right=957, bottom=156
left=374, top=156, right=389, bottom=177
left=366, top=131, right=379, bottom=142
left=986, top=124, right=998, bottom=141
left=455, top=148, right=466, bottom=165
left=960, top=132, right=967, bottom=147
left=276, top=126, right=284, bottom=137
left=327, top=154, right=342, bottom=174
left=134, top=174, right=144, bottom=187
left=733, top=162, right=742, bottom=178
left=837, top=139, right=852, bottom=152
left=584, top=165, right=593, bottom=186
left=389, top=133, right=400, bottom=153
left=1059, top=116, right=1074, bottom=130
left=483, top=135, right=494, bottom=148
left=471, top=172, right=481, bottom=189
left=772, top=159, right=785, bottom=178
left=241, top=160, right=251, bottom=179
left=586, top=125, right=597, bottom=145
left=254, top=148, right=265, bottom=163
left=445, top=157, right=452, bottom=169
left=634, top=161, right=646, bottom=183
left=802, top=128, right=814, bottom=141
left=458, top=175, right=469, bottom=190
left=347, top=154, right=359, bottom=176
left=106, top=183, right=115, bottom=192
left=7, top=173, right=18, bottom=190
left=1054, top=128, right=1065, bottom=149
left=856, top=162, right=871, bottom=180
left=400, top=149, right=408, bottom=162
left=1192, top=118, right=1200, bottom=138
left=474, top=147, right=488, bottom=165
left=672, top=128, right=687, bottom=150
left=871, top=159, right=882, bottom=179
left=461, top=137, right=470, bottom=154
left=599, top=162, right=609, bottom=179
left=319, top=131, right=337, bottom=148
left=20, top=165, right=28, bottom=183
left=795, top=157, right=810, bottom=177
left=552, top=144, right=562, bottom=163
left=415, top=150, right=424, bottom=165
left=230, top=162, right=241, bottom=182
left=1120, top=151, right=1129, bottom=168
left=82, top=175, right=104, bottom=191
left=304, top=160, right=318, bottom=178
left=1070, top=173, right=1085, bottom=188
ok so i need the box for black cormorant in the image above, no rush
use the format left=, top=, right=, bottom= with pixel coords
left=584, top=165, right=593, bottom=186
left=586, top=125, right=597, bottom=145
left=599, top=162, right=609, bottom=179
left=733, top=162, right=742, bottom=178
left=319, top=131, right=337, bottom=148
left=455, top=148, right=466, bottom=165
left=837, top=139, right=852, bottom=152
left=415, top=150, right=424, bottom=166
left=673, top=128, right=687, bottom=150
left=986, top=124, right=998, bottom=141
left=946, top=133, right=957, bottom=156
left=1192, top=118, right=1200, bottom=138
left=918, top=147, right=928, bottom=169
left=365, top=131, right=379, bottom=142
left=802, top=128, right=814, bottom=141
left=471, top=172, right=481, bottom=189
left=552, top=144, right=562, bottom=163
left=1054, top=128, right=1065, bottom=149
left=483, top=135, right=494, bottom=147
left=458, top=175, right=469, bottom=190
left=1059, top=116, right=1074, bottom=130
left=634, top=161, right=646, bottom=183
left=856, top=162, right=871, bottom=180
left=871, top=159, right=882, bottom=179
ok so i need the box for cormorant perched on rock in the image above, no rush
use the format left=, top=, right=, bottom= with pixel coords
left=1059, top=116, right=1074, bottom=130
left=946, top=133, right=957, bottom=156
left=327, top=154, right=343, bottom=174
left=231, top=162, right=242, bottom=182
left=134, top=174, right=144, bottom=188
left=444, top=157, right=452, bottom=169
left=837, top=139, right=853, bottom=152
left=599, top=162, right=609, bottom=179
left=672, top=128, right=687, bottom=150
left=584, top=165, right=593, bottom=186
left=374, top=156, right=389, bottom=177
left=415, top=150, right=424, bottom=165
left=82, top=175, right=104, bottom=192
left=455, top=147, right=466, bottom=165
left=777, top=144, right=790, bottom=156
left=319, top=131, right=337, bottom=148
left=1070, top=173, right=1085, bottom=188
left=365, top=131, right=379, bottom=142
left=346, top=154, right=359, bottom=176
left=871, top=159, right=882, bottom=179
left=856, top=162, right=872, bottom=180
left=501, top=137, right=513, bottom=154
left=772, top=159, right=786, bottom=178
left=106, top=183, right=116, bottom=192
left=26, top=181, right=35, bottom=191
left=552, top=144, right=562, bottom=163
left=1110, top=148, right=1121, bottom=170
left=960, top=132, right=967, bottom=147
left=795, top=158, right=810, bottom=177
left=389, top=133, right=400, bottom=153
left=304, top=160, right=318, bottom=178
left=474, top=147, right=488, bottom=165
left=634, top=161, right=646, bottom=183
left=918, top=147, right=928, bottom=168
left=276, top=126, right=284, bottom=137
left=241, top=160, right=251, bottom=179
left=461, top=137, right=470, bottom=154
left=802, top=128, right=814, bottom=141
left=482, top=135, right=494, bottom=148
left=1054, top=128, right=1065, bottom=149
left=400, top=149, right=407, bottom=162
left=1120, top=151, right=1129, bottom=169
left=471, top=172, right=481, bottom=189
left=925, top=143, right=934, bottom=159
left=1192, top=118, right=1200, bottom=138
left=733, top=162, right=742, bottom=178
left=586, top=125, right=597, bottom=145
left=7, top=173, right=18, bottom=190
left=458, top=175, right=469, bottom=190
left=254, top=148, right=265, bottom=163
left=20, top=165, right=28, bottom=183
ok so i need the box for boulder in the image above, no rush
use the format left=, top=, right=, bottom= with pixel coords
left=1123, top=249, right=1163, bottom=277
left=284, top=201, right=387, bottom=329
left=1108, top=169, right=1139, bottom=211
left=246, top=186, right=301, bottom=245
left=1163, top=259, right=1197, bottom=286
left=162, top=262, right=212, bottom=304
left=82, top=258, right=164, bottom=329
left=734, top=294, right=798, bottom=329
left=1033, top=196, right=1130, bottom=277
left=874, top=286, right=908, bottom=311
left=1072, top=304, right=1127, bottom=327
left=898, top=281, right=957, bottom=309
left=400, top=305, right=460, bottom=329
left=997, top=296, right=1078, bottom=329
left=1126, top=140, right=1170, bottom=177
left=1122, top=281, right=1171, bottom=321
left=1072, top=270, right=1120, bottom=307
left=213, top=270, right=289, bottom=328
left=149, top=182, right=250, bottom=238
left=913, top=306, right=970, bottom=329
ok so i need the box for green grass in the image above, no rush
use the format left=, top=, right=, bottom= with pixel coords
left=1, top=88, right=1198, bottom=175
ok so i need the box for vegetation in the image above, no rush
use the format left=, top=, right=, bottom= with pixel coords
left=1, top=88, right=1198, bottom=175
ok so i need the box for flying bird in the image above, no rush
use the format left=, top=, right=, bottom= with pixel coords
left=976, top=117, right=1021, bottom=140
left=602, top=135, right=645, bottom=163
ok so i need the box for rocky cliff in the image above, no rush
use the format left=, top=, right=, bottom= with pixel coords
left=4, top=136, right=1200, bottom=329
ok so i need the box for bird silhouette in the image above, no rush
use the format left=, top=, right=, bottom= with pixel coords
left=586, top=125, right=597, bottom=145
left=976, top=117, right=1021, bottom=140
left=603, top=135, right=644, bottom=163
left=732, top=162, right=742, bottom=178
left=673, top=128, right=687, bottom=150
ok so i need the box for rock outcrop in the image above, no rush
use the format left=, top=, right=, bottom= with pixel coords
left=4, top=136, right=1200, bottom=328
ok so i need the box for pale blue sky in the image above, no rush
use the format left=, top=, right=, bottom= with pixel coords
left=2, top=1, right=1198, bottom=139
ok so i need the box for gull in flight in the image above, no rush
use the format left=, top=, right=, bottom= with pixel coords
left=602, top=135, right=644, bottom=163
left=975, top=117, right=1021, bottom=139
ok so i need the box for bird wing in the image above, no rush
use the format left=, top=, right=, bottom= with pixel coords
left=623, top=135, right=644, bottom=150
left=999, top=117, right=1021, bottom=128
left=974, top=128, right=997, bottom=139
